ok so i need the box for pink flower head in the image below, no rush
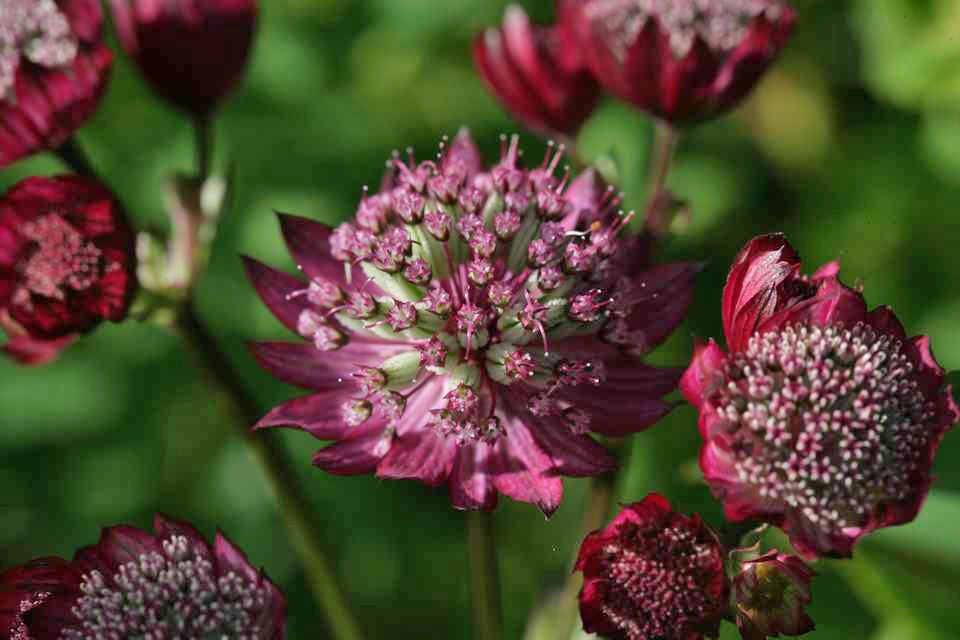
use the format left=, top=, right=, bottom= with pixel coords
left=574, top=493, right=727, bottom=640
left=734, top=551, right=815, bottom=640
left=564, top=0, right=796, bottom=123
left=0, top=0, right=112, bottom=167
left=1, top=515, right=286, bottom=639
left=246, top=130, right=698, bottom=515
left=681, top=234, right=960, bottom=558
left=0, top=176, right=137, bottom=365
left=474, top=4, right=601, bottom=141
left=109, top=0, right=257, bottom=117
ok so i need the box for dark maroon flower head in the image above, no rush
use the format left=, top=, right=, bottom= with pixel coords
left=564, top=0, right=796, bottom=123
left=574, top=493, right=727, bottom=640
left=474, top=5, right=601, bottom=141
left=0, top=0, right=112, bottom=167
left=3, top=514, right=286, bottom=639
left=0, top=557, right=78, bottom=640
left=681, top=234, right=960, bottom=559
left=246, top=130, right=698, bottom=515
left=109, top=0, right=257, bottom=117
left=733, top=551, right=815, bottom=640
left=0, top=176, right=137, bottom=365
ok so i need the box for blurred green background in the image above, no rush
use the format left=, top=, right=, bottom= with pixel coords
left=2, top=0, right=960, bottom=638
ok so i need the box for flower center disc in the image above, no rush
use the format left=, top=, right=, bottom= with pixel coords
left=62, top=536, right=272, bottom=639
left=714, top=322, right=936, bottom=533
left=0, top=0, right=78, bottom=99
left=13, top=214, right=103, bottom=306
left=600, top=523, right=722, bottom=639
left=586, top=0, right=785, bottom=58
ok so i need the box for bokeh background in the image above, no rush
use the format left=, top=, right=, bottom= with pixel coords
left=2, top=0, right=960, bottom=638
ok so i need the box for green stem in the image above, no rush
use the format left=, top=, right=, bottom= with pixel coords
left=194, top=114, right=213, bottom=181
left=175, top=302, right=365, bottom=640
left=642, top=120, right=679, bottom=230
left=56, top=137, right=97, bottom=178
left=556, top=442, right=627, bottom=639
left=467, top=510, right=504, bottom=640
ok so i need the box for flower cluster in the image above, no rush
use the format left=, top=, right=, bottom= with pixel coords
left=576, top=496, right=818, bottom=640
left=476, top=0, right=796, bottom=135
left=681, top=234, right=959, bottom=558
left=0, top=176, right=137, bottom=364
left=109, top=0, right=258, bottom=118
left=575, top=494, right=728, bottom=640
left=248, top=130, right=697, bottom=514
left=0, top=0, right=112, bottom=167
left=0, top=515, right=286, bottom=639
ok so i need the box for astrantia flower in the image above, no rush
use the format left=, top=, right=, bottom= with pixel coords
left=681, top=234, right=960, bottom=558
left=1, top=514, right=286, bottom=639
left=246, top=130, right=697, bottom=515
left=474, top=5, right=601, bottom=141
left=564, top=0, right=796, bottom=123
left=734, top=551, right=815, bottom=640
left=574, top=493, right=727, bottom=640
left=0, top=0, right=112, bottom=167
left=0, top=557, right=76, bottom=640
left=109, top=0, right=257, bottom=118
left=0, top=176, right=137, bottom=365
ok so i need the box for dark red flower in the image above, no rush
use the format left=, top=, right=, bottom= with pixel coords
left=564, top=0, right=796, bottom=123
left=734, top=551, right=815, bottom=640
left=474, top=5, right=601, bottom=141
left=109, top=0, right=257, bottom=118
left=681, top=234, right=960, bottom=558
left=1, top=515, right=286, bottom=639
left=574, top=493, right=727, bottom=640
left=0, top=557, right=78, bottom=640
left=246, top=130, right=698, bottom=515
left=0, top=176, right=137, bottom=365
left=0, top=0, right=112, bottom=167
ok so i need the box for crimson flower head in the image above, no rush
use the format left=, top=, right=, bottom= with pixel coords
left=564, top=0, right=796, bottom=123
left=474, top=5, right=601, bottom=141
left=574, top=493, right=727, bottom=640
left=0, top=0, right=112, bottom=167
left=109, top=0, right=257, bottom=118
left=0, top=514, right=286, bottom=639
left=246, top=130, right=697, bottom=515
left=0, top=176, right=137, bottom=365
left=681, top=234, right=960, bottom=558
left=733, top=551, right=815, bottom=640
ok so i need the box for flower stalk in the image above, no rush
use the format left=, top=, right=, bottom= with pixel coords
left=194, top=114, right=213, bottom=180
left=176, top=301, right=364, bottom=640
left=646, top=122, right=677, bottom=205
left=467, top=510, right=504, bottom=640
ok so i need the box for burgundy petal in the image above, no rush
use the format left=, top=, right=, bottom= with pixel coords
left=242, top=256, right=310, bottom=334
left=255, top=388, right=357, bottom=440
left=153, top=514, right=213, bottom=559
left=491, top=416, right=563, bottom=517
left=449, top=444, right=498, bottom=511
left=248, top=340, right=401, bottom=391
left=680, top=338, right=727, bottom=409
left=722, top=233, right=803, bottom=351
left=312, top=418, right=392, bottom=475
left=276, top=213, right=347, bottom=286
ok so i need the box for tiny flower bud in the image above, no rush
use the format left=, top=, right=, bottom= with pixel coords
left=734, top=551, right=816, bottom=640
